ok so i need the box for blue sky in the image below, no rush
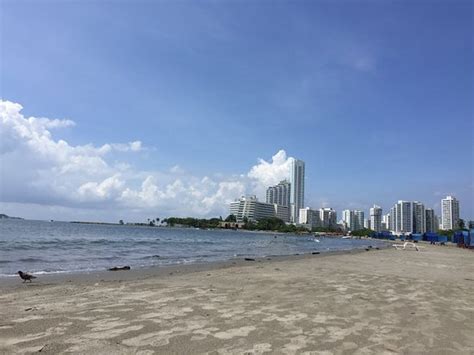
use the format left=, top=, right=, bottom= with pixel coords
left=0, top=0, right=473, bottom=222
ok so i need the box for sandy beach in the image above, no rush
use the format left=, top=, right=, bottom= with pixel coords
left=1, top=245, right=473, bottom=354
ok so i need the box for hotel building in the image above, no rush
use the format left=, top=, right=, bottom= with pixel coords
left=229, top=196, right=275, bottom=222
left=441, top=196, right=460, bottom=230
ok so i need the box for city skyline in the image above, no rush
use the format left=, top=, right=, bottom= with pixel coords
left=1, top=1, right=472, bottom=222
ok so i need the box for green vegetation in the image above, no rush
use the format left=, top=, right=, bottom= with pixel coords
left=162, top=217, right=222, bottom=229
left=350, top=228, right=375, bottom=237
left=242, top=217, right=308, bottom=233
left=311, top=226, right=344, bottom=234
left=224, top=214, right=237, bottom=222
left=160, top=215, right=309, bottom=233
left=438, top=229, right=453, bottom=237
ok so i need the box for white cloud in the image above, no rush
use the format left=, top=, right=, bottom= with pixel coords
left=109, top=141, right=143, bottom=152
left=0, top=99, right=296, bottom=219
left=247, top=150, right=293, bottom=198
left=78, top=175, right=125, bottom=201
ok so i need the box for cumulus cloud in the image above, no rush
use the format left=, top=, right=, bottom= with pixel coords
left=248, top=150, right=292, bottom=186
left=0, top=99, right=293, bottom=218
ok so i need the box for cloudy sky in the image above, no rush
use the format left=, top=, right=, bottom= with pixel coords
left=1, top=0, right=473, bottom=222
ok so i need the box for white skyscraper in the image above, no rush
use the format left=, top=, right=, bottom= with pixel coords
left=370, top=205, right=383, bottom=232
left=342, top=210, right=355, bottom=231
left=289, top=159, right=305, bottom=223
left=382, top=213, right=391, bottom=231
left=392, top=201, right=414, bottom=235
left=441, top=196, right=460, bottom=230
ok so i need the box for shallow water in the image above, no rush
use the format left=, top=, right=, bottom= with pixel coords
left=0, top=219, right=385, bottom=276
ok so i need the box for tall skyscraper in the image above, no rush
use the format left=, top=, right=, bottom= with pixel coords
left=392, top=201, right=414, bottom=234
left=342, top=210, right=355, bottom=231
left=354, top=210, right=364, bottom=231
left=441, top=196, right=460, bottom=230
left=289, top=159, right=305, bottom=223
left=412, top=201, right=426, bottom=234
left=266, top=180, right=291, bottom=207
left=370, top=205, right=383, bottom=232
left=425, top=208, right=438, bottom=233
left=382, top=213, right=391, bottom=231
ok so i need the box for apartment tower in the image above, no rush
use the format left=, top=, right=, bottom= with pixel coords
left=289, top=159, right=305, bottom=223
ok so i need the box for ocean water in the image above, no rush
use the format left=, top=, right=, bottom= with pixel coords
left=0, top=219, right=386, bottom=277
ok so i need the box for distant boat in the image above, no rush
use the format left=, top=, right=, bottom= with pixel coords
left=314, top=239, right=320, bottom=243
left=342, top=236, right=351, bottom=239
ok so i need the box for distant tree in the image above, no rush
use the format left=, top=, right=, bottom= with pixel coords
left=469, top=221, right=474, bottom=229
left=119, top=219, right=124, bottom=225
left=351, top=228, right=375, bottom=237
left=458, top=219, right=465, bottom=230
left=156, top=217, right=160, bottom=223
left=225, top=214, right=237, bottom=222
left=438, top=229, right=454, bottom=237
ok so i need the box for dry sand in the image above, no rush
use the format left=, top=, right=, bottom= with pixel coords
left=0, top=245, right=473, bottom=354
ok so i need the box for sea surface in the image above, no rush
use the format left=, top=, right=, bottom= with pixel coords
left=0, top=219, right=386, bottom=277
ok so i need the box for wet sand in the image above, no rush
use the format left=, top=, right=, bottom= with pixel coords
left=0, top=245, right=473, bottom=354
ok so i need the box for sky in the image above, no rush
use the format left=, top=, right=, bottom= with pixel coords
left=0, top=0, right=473, bottom=223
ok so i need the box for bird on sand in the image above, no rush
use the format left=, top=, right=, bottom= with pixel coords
left=18, top=271, right=37, bottom=283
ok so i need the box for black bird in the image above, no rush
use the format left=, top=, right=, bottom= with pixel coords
left=18, top=271, right=36, bottom=283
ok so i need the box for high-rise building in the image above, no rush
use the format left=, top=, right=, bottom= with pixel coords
left=425, top=208, right=438, bottom=233
left=391, top=201, right=414, bottom=235
left=229, top=196, right=275, bottom=222
left=342, top=210, right=355, bottom=231
left=441, top=196, right=460, bottom=230
left=370, top=205, right=383, bottom=232
left=266, top=180, right=291, bottom=207
left=289, top=159, right=305, bottom=223
left=299, top=207, right=321, bottom=228
left=320, top=208, right=337, bottom=229
left=413, top=201, right=426, bottom=234
left=342, top=209, right=365, bottom=231
left=382, top=213, right=390, bottom=231
left=364, top=218, right=371, bottom=229
left=354, top=210, right=364, bottom=231
left=273, top=204, right=290, bottom=223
